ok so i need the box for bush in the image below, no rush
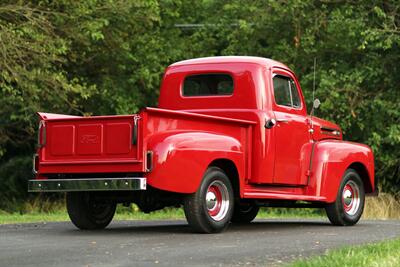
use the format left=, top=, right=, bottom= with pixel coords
left=0, top=156, right=32, bottom=211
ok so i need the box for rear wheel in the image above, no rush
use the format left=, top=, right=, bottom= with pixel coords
left=184, top=167, right=234, bottom=233
left=325, top=169, right=365, bottom=226
left=231, top=202, right=259, bottom=223
left=66, top=192, right=116, bottom=230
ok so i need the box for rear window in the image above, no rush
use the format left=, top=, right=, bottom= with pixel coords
left=183, top=74, right=234, bottom=96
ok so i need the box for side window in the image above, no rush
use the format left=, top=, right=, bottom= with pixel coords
left=183, top=74, right=234, bottom=97
left=273, top=75, right=301, bottom=108
left=289, top=80, right=301, bottom=108
left=273, top=76, right=292, bottom=106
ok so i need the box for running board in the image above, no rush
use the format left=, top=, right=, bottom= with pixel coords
left=243, top=186, right=326, bottom=202
left=254, top=200, right=326, bottom=208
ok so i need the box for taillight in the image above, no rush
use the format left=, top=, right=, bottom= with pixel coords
left=32, top=154, right=39, bottom=174
left=37, top=121, right=46, bottom=148
left=146, top=151, right=153, bottom=172
left=132, top=116, right=140, bottom=145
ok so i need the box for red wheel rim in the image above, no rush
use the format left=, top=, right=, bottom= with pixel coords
left=342, top=181, right=360, bottom=216
left=205, top=181, right=230, bottom=221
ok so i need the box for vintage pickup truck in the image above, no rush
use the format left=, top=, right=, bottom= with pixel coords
left=29, top=56, right=375, bottom=233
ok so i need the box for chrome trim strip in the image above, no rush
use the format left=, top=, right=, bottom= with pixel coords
left=320, top=126, right=337, bottom=132
left=28, top=177, right=146, bottom=192
left=40, top=159, right=142, bottom=165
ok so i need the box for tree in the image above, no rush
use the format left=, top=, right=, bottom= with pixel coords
left=0, top=0, right=399, bottom=209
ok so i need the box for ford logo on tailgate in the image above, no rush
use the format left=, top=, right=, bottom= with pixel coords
left=80, top=134, right=100, bottom=144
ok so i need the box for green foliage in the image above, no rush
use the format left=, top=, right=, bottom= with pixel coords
left=288, top=238, right=400, bottom=267
left=0, top=0, right=399, bottom=208
left=0, top=156, right=31, bottom=209
left=181, top=0, right=400, bottom=191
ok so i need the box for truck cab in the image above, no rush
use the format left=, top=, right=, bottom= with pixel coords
left=29, top=57, right=375, bottom=233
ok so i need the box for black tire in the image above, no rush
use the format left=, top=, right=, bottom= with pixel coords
left=325, top=168, right=365, bottom=226
left=231, top=203, right=259, bottom=223
left=66, top=192, right=116, bottom=230
left=184, top=167, right=234, bottom=233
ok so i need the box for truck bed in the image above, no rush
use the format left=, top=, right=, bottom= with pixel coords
left=34, top=108, right=255, bottom=177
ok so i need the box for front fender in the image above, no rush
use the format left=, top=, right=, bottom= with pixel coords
left=309, top=140, right=374, bottom=203
left=145, top=131, right=244, bottom=193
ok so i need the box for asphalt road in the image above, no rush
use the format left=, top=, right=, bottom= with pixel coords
left=1, top=219, right=399, bottom=267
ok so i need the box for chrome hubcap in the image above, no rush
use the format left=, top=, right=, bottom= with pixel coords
left=206, top=191, right=217, bottom=210
left=342, top=181, right=360, bottom=216
left=205, top=180, right=230, bottom=221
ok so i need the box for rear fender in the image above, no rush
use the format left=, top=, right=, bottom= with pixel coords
left=309, top=140, right=374, bottom=203
left=145, top=131, right=245, bottom=193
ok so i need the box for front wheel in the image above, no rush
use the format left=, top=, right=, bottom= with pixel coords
left=66, top=192, right=116, bottom=230
left=325, top=168, right=365, bottom=226
left=184, top=167, right=234, bottom=233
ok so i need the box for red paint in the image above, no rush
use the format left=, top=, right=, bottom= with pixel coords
left=207, top=185, right=222, bottom=217
left=343, top=184, right=353, bottom=212
left=34, top=56, right=375, bottom=204
left=36, top=114, right=144, bottom=174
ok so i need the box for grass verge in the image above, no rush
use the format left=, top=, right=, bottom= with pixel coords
left=0, top=208, right=186, bottom=224
left=0, top=192, right=398, bottom=225
left=362, top=193, right=400, bottom=220
left=287, top=238, right=400, bottom=267
left=0, top=203, right=323, bottom=224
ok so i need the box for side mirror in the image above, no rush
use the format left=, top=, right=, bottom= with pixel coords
left=313, top=98, right=321, bottom=109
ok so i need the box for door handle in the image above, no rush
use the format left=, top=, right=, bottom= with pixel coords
left=265, top=118, right=289, bottom=129
left=276, top=118, right=289, bottom=123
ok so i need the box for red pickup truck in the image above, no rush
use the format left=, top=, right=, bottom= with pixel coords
left=29, top=56, right=375, bottom=233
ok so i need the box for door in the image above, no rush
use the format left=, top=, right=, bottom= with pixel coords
left=271, top=72, right=311, bottom=185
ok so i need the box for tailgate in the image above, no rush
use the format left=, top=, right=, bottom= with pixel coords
left=36, top=112, right=144, bottom=174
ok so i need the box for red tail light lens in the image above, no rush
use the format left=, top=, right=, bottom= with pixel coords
left=37, top=121, right=46, bottom=147
left=33, top=154, right=39, bottom=174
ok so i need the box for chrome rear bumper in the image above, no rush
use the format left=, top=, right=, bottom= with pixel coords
left=28, top=177, right=146, bottom=192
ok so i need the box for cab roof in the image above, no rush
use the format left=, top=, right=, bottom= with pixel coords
left=170, top=56, right=289, bottom=69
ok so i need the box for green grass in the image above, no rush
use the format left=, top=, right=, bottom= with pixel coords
left=0, top=208, right=186, bottom=224
left=0, top=204, right=324, bottom=225
left=0, top=210, right=69, bottom=224
left=1, top=192, right=398, bottom=225
left=288, top=238, right=400, bottom=267
left=0, top=205, right=185, bottom=224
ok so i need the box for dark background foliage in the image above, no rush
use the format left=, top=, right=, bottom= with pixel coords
left=1, top=0, right=399, bottom=210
